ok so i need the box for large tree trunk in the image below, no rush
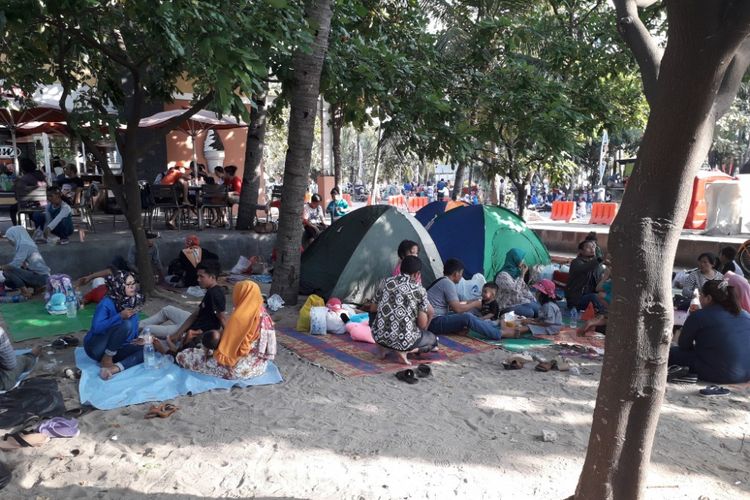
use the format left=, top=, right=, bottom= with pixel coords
left=236, top=92, right=268, bottom=230
left=331, top=103, right=343, bottom=189
left=451, top=163, right=465, bottom=200
left=574, top=3, right=750, bottom=498
left=269, top=0, right=332, bottom=305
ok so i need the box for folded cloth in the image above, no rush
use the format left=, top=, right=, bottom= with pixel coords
left=75, top=347, right=282, bottom=410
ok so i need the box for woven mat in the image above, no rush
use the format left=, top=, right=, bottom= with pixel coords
left=277, top=327, right=495, bottom=377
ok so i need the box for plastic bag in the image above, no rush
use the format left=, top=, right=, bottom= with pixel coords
left=502, top=311, right=517, bottom=327
left=456, top=273, right=486, bottom=301
left=186, top=286, right=206, bottom=298
left=309, top=306, right=328, bottom=335
left=326, top=310, right=347, bottom=334
left=296, top=294, right=325, bottom=332
left=267, top=294, right=284, bottom=312
left=230, top=256, right=251, bottom=275
left=347, top=322, right=374, bottom=343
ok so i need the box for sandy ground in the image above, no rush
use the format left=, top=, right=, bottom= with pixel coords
left=1, top=285, right=749, bottom=500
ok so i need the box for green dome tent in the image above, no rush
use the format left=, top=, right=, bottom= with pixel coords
left=427, top=204, right=550, bottom=279
left=300, top=205, right=442, bottom=303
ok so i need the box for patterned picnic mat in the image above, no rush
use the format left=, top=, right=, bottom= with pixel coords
left=277, top=327, right=496, bottom=377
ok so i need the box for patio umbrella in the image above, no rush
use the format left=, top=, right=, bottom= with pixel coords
left=138, top=109, right=247, bottom=177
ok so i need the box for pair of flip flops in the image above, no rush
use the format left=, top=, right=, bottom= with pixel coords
left=667, top=365, right=698, bottom=384
left=144, top=403, right=179, bottom=419
left=37, top=417, right=79, bottom=438
left=535, top=357, right=571, bottom=372
left=50, top=336, right=79, bottom=349
left=699, top=385, right=731, bottom=397
left=395, top=364, right=431, bottom=384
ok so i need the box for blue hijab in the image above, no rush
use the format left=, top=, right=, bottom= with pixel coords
left=500, top=248, right=526, bottom=279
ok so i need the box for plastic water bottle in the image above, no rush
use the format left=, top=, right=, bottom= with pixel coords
left=689, top=288, right=701, bottom=313
left=569, top=308, right=579, bottom=328
left=143, top=328, right=157, bottom=370
left=66, top=293, right=77, bottom=318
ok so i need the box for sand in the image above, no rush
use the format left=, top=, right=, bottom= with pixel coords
left=1, top=288, right=749, bottom=499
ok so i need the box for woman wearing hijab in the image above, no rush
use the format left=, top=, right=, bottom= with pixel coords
left=493, top=248, right=539, bottom=318
left=83, top=271, right=147, bottom=380
left=725, top=271, right=750, bottom=314
left=171, top=235, right=218, bottom=287
left=176, top=280, right=276, bottom=379
left=2, top=226, right=51, bottom=298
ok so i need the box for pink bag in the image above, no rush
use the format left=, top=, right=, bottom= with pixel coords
left=347, top=322, right=374, bottom=344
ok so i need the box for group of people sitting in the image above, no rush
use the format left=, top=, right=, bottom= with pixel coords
left=83, top=265, right=275, bottom=381
left=368, top=242, right=565, bottom=365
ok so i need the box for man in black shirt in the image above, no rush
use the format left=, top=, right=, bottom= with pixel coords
left=139, top=260, right=226, bottom=349
left=565, top=240, right=604, bottom=310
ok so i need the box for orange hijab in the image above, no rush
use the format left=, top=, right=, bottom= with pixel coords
left=214, top=280, right=263, bottom=367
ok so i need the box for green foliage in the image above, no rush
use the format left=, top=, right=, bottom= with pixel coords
left=0, top=0, right=306, bottom=129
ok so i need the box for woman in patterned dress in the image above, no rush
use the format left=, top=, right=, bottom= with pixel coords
left=176, top=280, right=276, bottom=379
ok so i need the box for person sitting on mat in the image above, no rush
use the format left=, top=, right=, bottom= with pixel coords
left=479, top=282, right=500, bottom=321
left=371, top=256, right=437, bottom=365
left=84, top=271, right=152, bottom=380
left=168, top=234, right=218, bottom=288
left=426, top=258, right=504, bottom=340
left=510, top=279, right=562, bottom=336
left=0, top=327, right=41, bottom=392
left=2, top=226, right=51, bottom=299
left=32, top=186, right=74, bottom=245
left=176, top=280, right=276, bottom=379
left=669, top=280, right=750, bottom=384
left=141, top=260, right=226, bottom=347
left=494, top=248, right=540, bottom=318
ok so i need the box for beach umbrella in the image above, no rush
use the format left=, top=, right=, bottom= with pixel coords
left=138, top=109, right=247, bottom=177
left=427, top=204, right=550, bottom=279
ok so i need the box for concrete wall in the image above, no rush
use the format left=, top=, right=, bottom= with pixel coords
left=0, top=232, right=277, bottom=279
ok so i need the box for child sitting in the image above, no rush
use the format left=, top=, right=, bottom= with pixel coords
left=505, top=279, right=562, bottom=336
left=480, top=283, right=500, bottom=321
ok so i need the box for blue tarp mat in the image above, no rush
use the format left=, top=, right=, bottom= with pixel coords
left=75, top=347, right=283, bottom=410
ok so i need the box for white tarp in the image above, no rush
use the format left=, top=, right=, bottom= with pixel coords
left=703, top=180, right=743, bottom=235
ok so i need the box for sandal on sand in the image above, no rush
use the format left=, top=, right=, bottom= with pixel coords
left=667, top=366, right=698, bottom=384
left=51, top=335, right=80, bottom=349
left=416, top=364, right=431, bottom=378
left=699, top=385, right=731, bottom=397
left=554, top=357, right=571, bottom=372
left=38, top=417, right=80, bottom=438
left=535, top=361, right=555, bottom=372
left=395, top=369, right=419, bottom=384
left=0, top=432, right=50, bottom=450
left=0, top=460, right=10, bottom=490
left=503, top=359, right=524, bottom=370
left=144, top=403, right=179, bottom=419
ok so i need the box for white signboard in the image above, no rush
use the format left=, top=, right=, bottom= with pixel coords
left=0, top=145, right=21, bottom=159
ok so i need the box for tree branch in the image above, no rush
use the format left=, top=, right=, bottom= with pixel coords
left=612, top=0, right=663, bottom=104
left=137, top=91, right=216, bottom=152
left=714, top=37, right=750, bottom=120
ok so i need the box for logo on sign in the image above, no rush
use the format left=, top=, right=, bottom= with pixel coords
left=0, top=146, right=21, bottom=159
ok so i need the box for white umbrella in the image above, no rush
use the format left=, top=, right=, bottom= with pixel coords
left=138, top=109, right=247, bottom=177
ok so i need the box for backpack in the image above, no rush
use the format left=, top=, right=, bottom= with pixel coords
left=45, top=274, right=80, bottom=308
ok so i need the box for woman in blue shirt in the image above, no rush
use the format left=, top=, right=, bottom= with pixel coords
left=84, top=271, right=146, bottom=380
left=670, top=280, right=750, bottom=384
